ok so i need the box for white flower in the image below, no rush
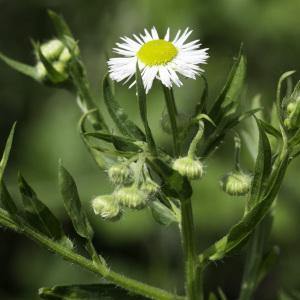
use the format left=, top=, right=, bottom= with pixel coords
left=108, top=27, right=209, bottom=93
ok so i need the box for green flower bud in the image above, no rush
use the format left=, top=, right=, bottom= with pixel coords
left=40, top=39, right=64, bottom=61
left=59, top=47, right=72, bottom=63
left=108, top=163, right=133, bottom=185
left=35, top=61, right=47, bottom=81
left=284, top=98, right=300, bottom=130
left=172, top=156, right=204, bottom=180
left=220, top=171, right=252, bottom=196
left=92, top=195, right=122, bottom=221
left=141, top=178, right=160, bottom=195
left=114, top=186, right=148, bottom=210
left=53, top=61, right=67, bottom=74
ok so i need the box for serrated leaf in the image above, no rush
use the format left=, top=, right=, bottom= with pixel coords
left=247, top=118, right=272, bottom=210
left=135, top=64, right=157, bottom=155
left=150, top=200, right=177, bottom=226
left=58, top=164, right=93, bottom=239
left=0, top=123, right=16, bottom=183
left=39, top=283, right=147, bottom=300
left=0, top=52, right=37, bottom=80
left=103, top=74, right=145, bottom=140
left=19, top=174, right=72, bottom=248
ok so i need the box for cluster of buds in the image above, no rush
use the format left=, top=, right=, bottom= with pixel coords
left=284, top=94, right=300, bottom=130
left=35, top=38, right=79, bottom=82
left=92, top=160, right=160, bottom=220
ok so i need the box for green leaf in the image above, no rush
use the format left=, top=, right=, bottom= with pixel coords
left=39, top=283, right=147, bottom=300
left=150, top=200, right=177, bottom=226
left=147, top=158, right=192, bottom=200
left=103, top=74, right=145, bottom=140
left=86, top=132, right=142, bottom=153
left=0, top=52, right=37, bottom=80
left=259, top=120, right=282, bottom=139
left=19, top=174, right=72, bottom=248
left=0, top=182, right=19, bottom=224
left=209, top=46, right=246, bottom=122
left=47, top=10, right=74, bottom=40
left=135, top=64, right=157, bottom=155
left=58, top=163, right=93, bottom=239
left=247, top=118, right=272, bottom=210
left=199, top=156, right=289, bottom=264
left=0, top=123, right=16, bottom=183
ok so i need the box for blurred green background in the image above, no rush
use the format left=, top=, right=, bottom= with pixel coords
left=0, top=0, right=300, bottom=299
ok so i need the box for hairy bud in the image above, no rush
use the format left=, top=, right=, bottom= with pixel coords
left=172, top=156, right=204, bottom=180
left=284, top=97, right=300, bottom=130
left=114, top=186, right=148, bottom=210
left=108, top=163, right=133, bottom=185
left=141, top=178, right=160, bottom=195
left=92, top=195, right=122, bottom=221
left=220, top=171, right=252, bottom=196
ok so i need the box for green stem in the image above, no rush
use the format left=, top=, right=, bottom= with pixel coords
left=180, top=197, right=202, bottom=300
left=163, top=86, right=180, bottom=157
left=0, top=209, right=183, bottom=300
left=188, top=121, right=204, bottom=159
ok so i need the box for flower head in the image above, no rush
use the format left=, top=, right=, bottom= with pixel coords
left=220, top=171, right=252, bottom=196
left=108, top=27, right=209, bottom=93
left=92, top=195, right=122, bottom=221
left=172, top=156, right=204, bottom=180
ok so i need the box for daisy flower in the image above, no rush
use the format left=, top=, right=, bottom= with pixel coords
left=108, top=27, right=209, bottom=93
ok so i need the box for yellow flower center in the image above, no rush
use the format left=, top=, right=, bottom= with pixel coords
left=137, top=39, right=178, bottom=66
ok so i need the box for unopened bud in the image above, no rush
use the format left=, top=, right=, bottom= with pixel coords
left=141, top=178, right=160, bottom=195
left=284, top=97, right=300, bottom=130
left=114, top=186, right=148, bottom=210
left=108, top=163, right=133, bottom=185
left=35, top=61, right=47, bottom=81
left=40, top=39, right=64, bottom=61
left=92, top=195, right=122, bottom=221
left=172, top=156, right=204, bottom=180
left=220, top=171, right=252, bottom=196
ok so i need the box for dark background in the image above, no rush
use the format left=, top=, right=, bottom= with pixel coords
left=0, top=0, right=300, bottom=299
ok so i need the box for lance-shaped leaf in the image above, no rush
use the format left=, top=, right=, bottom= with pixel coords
left=0, top=123, right=16, bottom=183
left=58, top=163, right=93, bottom=239
left=247, top=118, right=272, bottom=210
left=136, top=64, right=157, bottom=155
left=199, top=155, right=289, bottom=264
left=0, top=182, right=19, bottom=224
left=209, top=46, right=246, bottom=122
left=39, top=283, right=147, bottom=300
left=103, top=74, right=145, bottom=140
left=19, top=174, right=72, bottom=248
left=150, top=200, right=178, bottom=226
left=0, top=53, right=37, bottom=80
left=47, top=10, right=74, bottom=41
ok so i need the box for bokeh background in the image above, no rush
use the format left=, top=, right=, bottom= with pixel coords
left=0, top=0, right=300, bottom=299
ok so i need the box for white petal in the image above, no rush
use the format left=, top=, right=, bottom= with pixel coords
left=151, top=27, right=159, bottom=40
left=164, top=28, right=170, bottom=41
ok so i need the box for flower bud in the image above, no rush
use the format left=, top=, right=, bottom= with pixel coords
left=141, top=178, right=160, bottom=195
left=114, top=186, right=148, bottom=210
left=220, top=171, right=252, bottom=196
left=284, top=97, right=300, bottom=130
left=59, top=47, right=72, bottom=63
left=92, top=195, right=122, bottom=221
left=108, top=163, right=133, bottom=185
left=40, top=39, right=64, bottom=61
left=172, top=156, right=204, bottom=180
left=35, top=61, right=47, bottom=81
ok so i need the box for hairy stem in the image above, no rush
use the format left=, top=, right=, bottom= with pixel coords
left=0, top=208, right=183, bottom=300
left=180, top=197, right=202, bottom=300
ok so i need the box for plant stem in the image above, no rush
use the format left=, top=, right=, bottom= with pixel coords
left=180, top=197, right=202, bottom=300
left=188, top=121, right=204, bottom=159
left=0, top=208, right=183, bottom=300
left=163, top=86, right=180, bottom=157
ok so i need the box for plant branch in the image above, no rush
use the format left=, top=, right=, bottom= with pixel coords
left=0, top=208, right=184, bottom=300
